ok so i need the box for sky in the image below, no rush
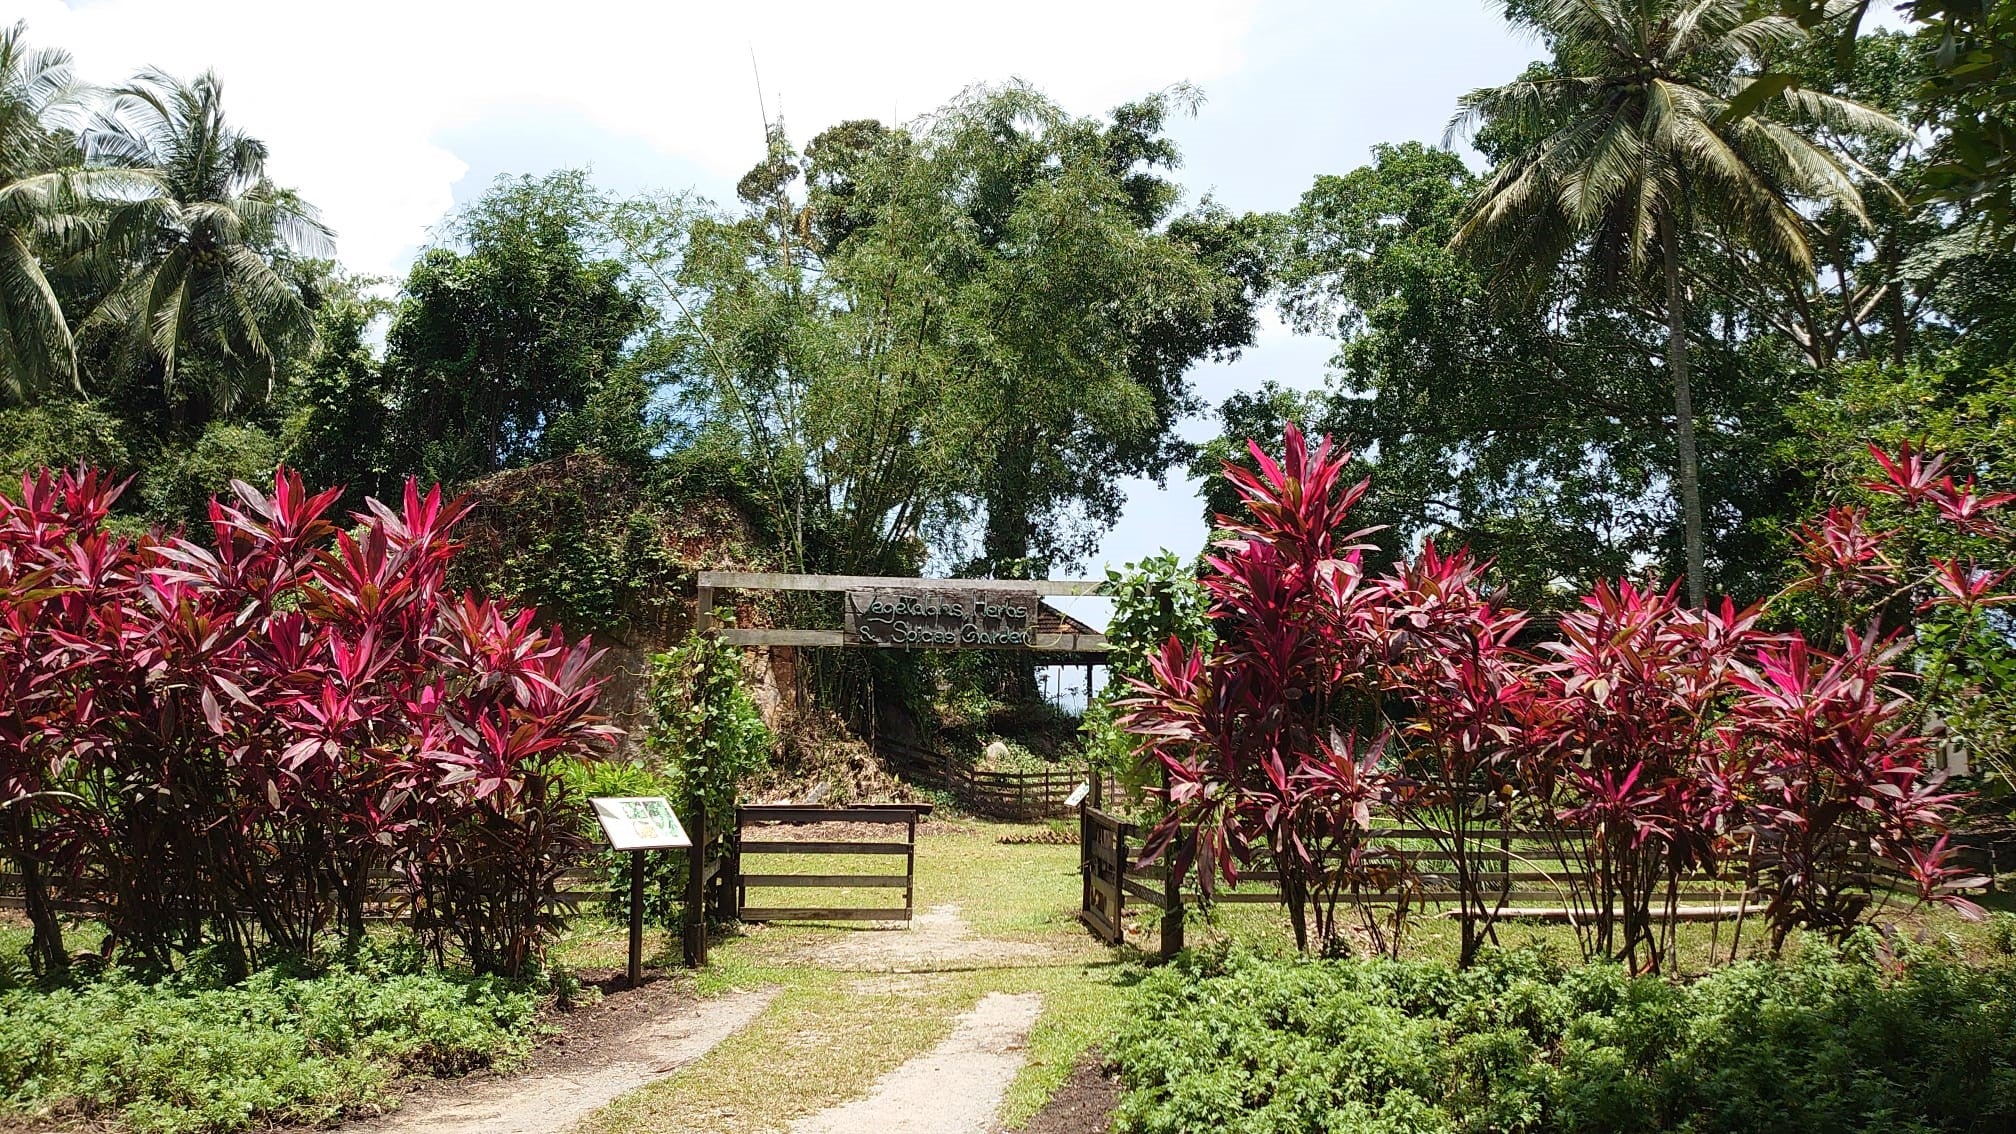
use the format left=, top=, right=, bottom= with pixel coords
left=7, top=0, right=1557, bottom=625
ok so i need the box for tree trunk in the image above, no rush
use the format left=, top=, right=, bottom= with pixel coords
left=1661, top=215, right=1707, bottom=608
left=981, top=454, right=1039, bottom=702
left=10, top=827, right=66, bottom=977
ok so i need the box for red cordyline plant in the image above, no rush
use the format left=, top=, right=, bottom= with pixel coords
left=1515, top=582, right=1766, bottom=971
left=0, top=466, right=615, bottom=977
left=1718, top=630, right=1981, bottom=949
left=1374, top=541, right=1534, bottom=966
left=1118, top=429, right=1992, bottom=967
left=1119, top=424, right=1394, bottom=952
left=1713, top=439, right=2012, bottom=952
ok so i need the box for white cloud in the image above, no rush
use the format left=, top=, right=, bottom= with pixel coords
left=8, top=0, right=1259, bottom=274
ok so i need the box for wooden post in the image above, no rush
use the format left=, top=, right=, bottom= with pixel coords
left=684, top=799, right=708, bottom=967
left=1114, top=818, right=1130, bottom=947
left=1158, top=766, right=1183, bottom=960
left=724, top=817, right=742, bottom=921
left=1079, top=805, right=1092, bottom=927
left=627, top=848, right=646, bottom=987
left=734, top=806, right=748, bottom=918
left=695, top=584, right=716, bottom=634
left=904, top=808, right=918, bottom=921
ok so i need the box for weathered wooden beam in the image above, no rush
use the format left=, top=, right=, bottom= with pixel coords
left=737, top=840, right=914, bottom=855
left=716, top=627, right=1108, bottom=652
left=718, top=629, right=848, bottom=647
left=738, top=907, right=913, bottom=922
left=738, top=874, right=912, bottom=888
left=697, top=570, right=1104, bottom=596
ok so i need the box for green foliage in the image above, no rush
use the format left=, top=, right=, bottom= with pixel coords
left=137, top=420, right=281, bottom=527
left=447, top=452, right=742, bottom=642
left=1112, top=941, right=2016, bottom=1134
left=558, top=757, right=687, bottom=930
left=1083, top=552, right=1215, bottom=791
left=612, top=84, right=1263, bottom=578
left=1780, top=362, right=2016, bottom=795
left=382, top=171, right=652, bottom=487
left=1901, top=1, right=2016, bottom=239
left=279, top=269, right=394, bottom=506
left=0, top=398, right=129, bottom=486
left=0, top=943, right=541, bottom=1134
left=1101, top=551, right=1216, bottom=679
left=84, top=68, right=332, bottom=426
left=646, top=629, right=771, bottom=826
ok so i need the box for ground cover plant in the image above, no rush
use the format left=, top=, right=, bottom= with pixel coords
left=0, top=939, right=543, bottom=1134
left=1110, top=934, right=2016, bottom=1134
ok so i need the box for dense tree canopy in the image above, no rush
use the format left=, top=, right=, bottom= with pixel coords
left=611, top=83, right=1265, bottom=578
left=1203, top=16, right=2016, bottom=613
left=382, top=171, right=652, bottom=487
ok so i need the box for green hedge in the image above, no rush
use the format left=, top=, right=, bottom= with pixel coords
left=1111, top=933, right=2016, bottom=1134
left=0, top=944, right=543, bottom=1133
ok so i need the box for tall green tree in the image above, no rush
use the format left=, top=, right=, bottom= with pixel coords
left=83, top=68, right=331, bottom=424
left=612, top=84, right=1263, bottom=580
left=0, top=23, right=87, bottom=400
left=279, top=268, right=393, bottom=502
left=1449, top=0, right=1904, bottom=604
left=383, top=171, right=650, bottom=487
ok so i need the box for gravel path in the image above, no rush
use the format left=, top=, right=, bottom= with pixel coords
left=346, top=987, right=776, bottom=1134
left=786, top=991, right=1045, bottom=1134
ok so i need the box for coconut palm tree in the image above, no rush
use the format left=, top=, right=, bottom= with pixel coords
left=84, top=67, right=331, bottom=418
left=0, top=22, right=90, bottom=400
left=1448, top=0, right=1906, bottom=605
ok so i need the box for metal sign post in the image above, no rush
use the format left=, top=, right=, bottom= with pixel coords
left=589, top=797, right=693, bottom=986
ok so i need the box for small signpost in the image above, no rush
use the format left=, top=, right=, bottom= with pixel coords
left=589, top=797, right=692, bottom=986
left=1064, top=781, right=1090, bottom=809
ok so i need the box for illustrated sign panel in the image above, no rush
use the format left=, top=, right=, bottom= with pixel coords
left=845, top=586, right=1036, bottom=648
left=590, top=796, right=692, bottom=850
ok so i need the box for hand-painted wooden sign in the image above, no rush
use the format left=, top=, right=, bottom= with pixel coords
left=590, top=796, right=692, bottom=850
left=844, top=586, right=1036, bottom=648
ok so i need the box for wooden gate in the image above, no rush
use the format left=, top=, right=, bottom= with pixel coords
left=734, top=804, right=931, bottom=922
left=1079, top=807, right=1134, bottom=945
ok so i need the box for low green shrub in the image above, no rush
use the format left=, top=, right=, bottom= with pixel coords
left=0, top=943, right=543, bottom=1134
left=1111, top=937, right=2016, bottom=1133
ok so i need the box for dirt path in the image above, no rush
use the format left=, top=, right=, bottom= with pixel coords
left=810, top=903, right=1055, bottom=971
left=786, top=991, right=1045, bottom=1134
left=346, top=987, right=776, bottom=1134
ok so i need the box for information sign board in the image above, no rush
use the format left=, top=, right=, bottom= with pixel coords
left=590, top=796, right=692, bottom=850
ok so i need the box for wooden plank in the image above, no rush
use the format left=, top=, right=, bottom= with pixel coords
left=739, top=874, right=911, bottom=888
left=739, top=907, right=914, bottom=922
left=719, top=628, right=847, bottom=647
left=699, top=571, right=1103, bottom=597
left=738, top=806, right=928, bottom=825
left=722, top=626, right=1108, bottom=653
left=739, top=840, right=915, bottom=855
left=1453, top=904, right=1768, bottom=922
left=1122, top=876, right=1169, bottom=907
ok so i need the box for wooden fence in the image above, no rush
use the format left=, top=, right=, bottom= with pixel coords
left=1078, top=808, right=1909, bottom=959
left=734, top=804, right=931, bottom=923
left=880, top=739, right=1108, bottom=820
left=0, top=801, right=735, bottom=972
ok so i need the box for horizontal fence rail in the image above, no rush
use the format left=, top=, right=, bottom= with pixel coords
left=1077, top=809, right=2005, bottom=958
left=880, top=739, right=1110, bottom=821
left=734, top=803, right=932, bottom=923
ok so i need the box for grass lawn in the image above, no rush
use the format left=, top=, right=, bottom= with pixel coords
left=560, top=817, right=1136, bottom=1133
